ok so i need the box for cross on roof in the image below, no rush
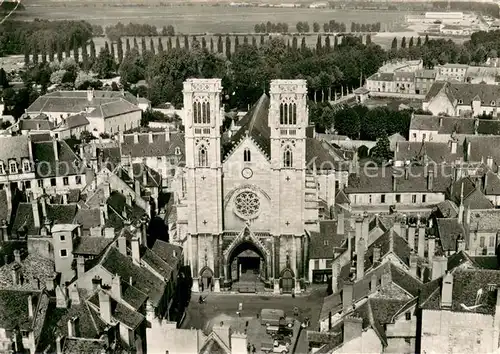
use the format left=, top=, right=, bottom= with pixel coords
left=203, top=220, right=207, bottom=225
left=285, top=176, right=290, bottom=181
left=201, top=175, right=206, bottom=180
left=285, top=221, right=290, bottom=226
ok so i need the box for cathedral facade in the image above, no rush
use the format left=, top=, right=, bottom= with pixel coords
left=175, top=78, right=343, bottom=293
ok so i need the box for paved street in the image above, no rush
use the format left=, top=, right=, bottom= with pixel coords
left=181, top=286, right=327, bottom=353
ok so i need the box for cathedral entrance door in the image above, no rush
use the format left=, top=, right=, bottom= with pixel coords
left=200, top=267, right=213, bottom=292
left=280, top=269, right=294, bottom=294
left=228, top=241, right=267, bottom=293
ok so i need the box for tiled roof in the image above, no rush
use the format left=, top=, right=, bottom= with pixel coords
left=12, top=203, right=78, bottom=236
left=345, top=166, right=452, bottom=194
left=466, top=136, right=500, bottom=168
left=436, top=218, right=466, bottom=252
left=421, top=269, right=500, bottom=315
left=0, top=190, right=9, bottom=221
left=226, top=94, right=271, bottom=159
left=142, top=248, right=174, bottom=279
left=121, top=131, right=185, bottom=161
left=87, top=99, right=141, bottom=119
left=395, top=141, right=464, bottom=165
left=33, top=140, right=84, bottom=178
left=151, top=240, right=182, bottom=268
left=74, top=208, right=101, bottom=230
left=19, top=119, right=54, bottom=131
left=68, top=189, right=81, bottom=203
left=365, top=230, right=412, bottom=269
left=27, top=90, right=139, bottom=114
left=436, top=200, right=459, bottom=218
left=101, top=247, right=165, bottom=306
left=368, top=72, right=395, bottom=82
left=0, top=290, right=44, bottom=331
left=0, top=135, right=29, bottom=163
left=73, top=237, right=113, bottom=256
left=477, top=120, right=500, bottom=135
left=113, top=302, right=145, bottom=329
left=107, top=191, right=147, bottom=225
left=308, top=220, right=344, bottom=259
left=449, top=177, right=494, bottom=209
left=63, top=113, right=89, bottom=129
left=484, top=171, right=500, bottom=195
left=118, top=164, right=162, bottom=188
left=306, top=139, right=350, bottom=171
left=63, top=339, right=107, bottom=353
left=415, top=69, right=436, bottom=79
left=447, top=250, right=476, bottom=271
left=199, top=336, right=229, bottom=354
left=470, top=256, right=499, bottom=270
left=409, top=115, right=478, bottom=135
left=0, top=253, right=55, bottom=290
left=469, top=209, right=500, bottom=232
left=335, top=190, right=350, bottom=205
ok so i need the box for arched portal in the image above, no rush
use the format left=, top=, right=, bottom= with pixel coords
left=227, top=241, right=267, bottom=291
left=199, top=266, right=213, bottom=292
left=280, top=268, right=295, bottom=294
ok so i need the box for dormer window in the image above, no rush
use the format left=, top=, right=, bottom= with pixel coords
left=458, top=99, right=463, bottom=104
left=492, top=101, right=496, bottom=106
left=174, top=147, right=181, bottom=155
left=0, top=162, right=4, bottom=175
left=22, top=159, right=30, bottom=173
left=9, top=161, right=17, bottom=174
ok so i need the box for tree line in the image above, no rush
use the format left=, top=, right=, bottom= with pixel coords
left=254, top=22, right=289, bottom=34
left=104, top=22, right=175, bottom=41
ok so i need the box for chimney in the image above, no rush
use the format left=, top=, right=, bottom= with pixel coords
left=103, top=181, right=111, bottom=199
left=92, top=276, right=102, bottom=291
left=356, top=237, right=365, bottom=280
left=165, top=126, right=170, bottom=142
left=53, top=136, right=59, bottom=161
left=142, top=168, right=148, bottom=186
left=337, top=209, right=345, bottom=235
left=87, top=88, right=94, bottom=102
left=118, top=234, right=127, bottom=256
left=32, top=200, right=40, bottom=229
left=131, top=236, right=140, bottom=265
left=134, top=179, right=141, bottom=196
left=4, top=186, right=11, bottom=219
left=487, top=156, right=494, bottom=169
left=77, top=256, right=85, bottom=278
left=331, top=263, right=341, bottom=294
left=133, top=132, right=139, bottom=144
left=69, top=284, right=80, bottom=305
left=355, top=217, right=363, bottom=253
left=456, top=234, right=466, bottom=252
left=14, top=250, right=21, bottom=263
left=56, top=285, right=69, bottom=309
left=440, top=272, right=453, bottom=308
left=125, top=194, right=132, bottom=206
left=41, top=196, right=47, bottom=219
left=427, top=169, right=434, bottom=191
left=370, top=274, right=377, bottom=294
left=99, top=203, right=108, bottom=225
left=432, top=256, right=447, bottom=280
left=418, top=224, right=426, bottom=258
left=68, top=316, right=80, bottom=338
left=466, top=141, right=471, bottom=161
left=111, top=274, right=122, bottom=301
left=361, top=216, right=369, bottom=248
left=27, top=295, right=34, bottom=318
left=61, top=193, right=68, bottom=204
left=55, top=335, right=63, bottom=354
left=410, top=251, right=418, bottom=277
left=118, top=131, right=123, bottom=144
left=342, top=281, right=353, bottom=313
left=483, top=172, right=489, bottom=193
left=104, top=228, right=114, bottom=239
left=392, top=173, right=397, bottom=192
left=11, top=265, right=21, bottom=285
left=451, top=140, right=457, bottom=154
left=439, top=117, right=443, bottom=127
left=427, top=236, right=435, bottom=264
left=373, top=247, right=381, bottom=264
left=343, top=316, right=363, bottom=344
left=148, top=132, right=153, bottom=144
left=408, top=224, right=416, bottom=250
left=404, top=166, right=409, bottom=180
left=347, top=229, right=354, bottom=259
left=98, top=291, right=112, bottom=323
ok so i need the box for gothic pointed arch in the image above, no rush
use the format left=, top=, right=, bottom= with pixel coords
left=223, top=226, right=269, bottom=264
left=199, top=266, right=214, bottom=278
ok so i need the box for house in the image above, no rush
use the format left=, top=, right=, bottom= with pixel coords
left=394, top=71, right=416, bottom=94
left=344, top=165, right=451, bottom=209
left=4, top=116, right=55, bottom=136
left=465, top=66, right=500, bottom=85
left=365, top=72, right=396, bottom=94
left=0, top=135, right=36, bottom=193
left=52, top=113, right=89, bottom=139
left=26, top=89, right=143, bottom=135
left=422, top=82, right=500, bottom=117
left=415, top=69, right=436, bottom=95
left=0, top=290, right=50, bottom=354
left=419, top=269, right=500, bottom=353
left=435, top=63, right=468, bottom=82
left=119, top=130, right=184, bottom=190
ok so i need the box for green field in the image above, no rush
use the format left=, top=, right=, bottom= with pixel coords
left=18, top=4, right=405, bottom=34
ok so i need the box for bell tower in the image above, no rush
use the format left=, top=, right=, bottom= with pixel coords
left=269, top=79, right=308, bottom=238
left=183, top=79, right=224, bottom=291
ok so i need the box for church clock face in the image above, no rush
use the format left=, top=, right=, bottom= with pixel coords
left=241, top=167, right=253, bottom=179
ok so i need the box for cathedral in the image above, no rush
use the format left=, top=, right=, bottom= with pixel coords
left=174, top=78, right=345, bottom=293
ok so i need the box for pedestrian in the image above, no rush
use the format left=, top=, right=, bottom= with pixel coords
left=252, top=345, right=256, bottom=353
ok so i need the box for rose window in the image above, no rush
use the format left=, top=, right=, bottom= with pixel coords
left=234, top=191, right=260, bottom=219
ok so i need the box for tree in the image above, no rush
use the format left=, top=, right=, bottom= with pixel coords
left=210, top=38, right=214, bottom=52
left=80, top=130, right=94, bottom=143
left=391, top=37, right=398, bottom=50
left=126, top=38, right=131, bottom=53
left=292, top=36, right=298, bottom=51
left=48, top=41, right=55, bottom=62
left=202, top=37, right=207, bottom=50
left=424, top=34, right=429, bottom=45
left=301, top=37, right=306, bottom=52
left=158, top=38, right=164, bottom=53
left=217, top=36, right=223, bottom=53
left=417, top=36, right=421, bottom=47
left=401, top=36, right=406, bottom=49
left=366, top=34, right=371, bottom=45
left=93, top=48, right=115, bottom=79
left=133, top=37, right=138, bottom=50
left=371, top=131, right=392, bottom=164
left=89, top=40, right=97, bottom=63
left=326, top=280, right=333, bottom=295
left=119, top=48, right=144, bottom=85
left=110, top=43, right=115, bottom=63
left=325, top=36, right=331, bottom=52
left=184, top=36, right=189, bottom=51
left=150, top=38, right=156, bottom=55
left=141, top=37, right=147, bottom=55
left=296, top=21, right=303, bottom=33
left=81, top=43, right=90, bottom=71
left=56, top=41, right=63, bottom=62
left=50, top=69, right=67, bottom=86
left=252, top=36, right=257, bottom=48
left=316, top=35, right=322, bottom=53
left=313, top=22, right=320, bottom=33
left=225, top=36, right=231, bottom=59
left=175, top=36, right=181, bottom=49
left=235, top=36, right=240, bottom=51
left=73, top=40, right=79, bottom=63
left=0, top=69, right=10, bottom=89
left=409, top=37, right=414, bottom=47
left=24, top=47, right=30, bottom=66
